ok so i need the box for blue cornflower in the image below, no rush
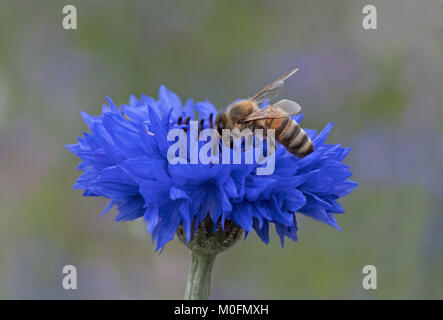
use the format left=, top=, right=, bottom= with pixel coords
left=67, top=86, right=357, bottom=251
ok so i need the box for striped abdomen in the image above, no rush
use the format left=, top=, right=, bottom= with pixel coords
left=264, top=117, right=314, bottom=158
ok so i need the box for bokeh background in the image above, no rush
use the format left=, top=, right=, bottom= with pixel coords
left=0, top=0, right=442, bottom=299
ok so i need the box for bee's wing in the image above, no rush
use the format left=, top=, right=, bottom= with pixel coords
left=240, top=99, right=302, bottom=122
left=271, top=99, right=302, bottom=115
left=250, top=68, right=299, bottom=104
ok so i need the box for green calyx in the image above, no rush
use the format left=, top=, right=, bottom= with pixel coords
left=177, top=218, right=243, bottom=300
left=176, top=218, right=244, bottom=256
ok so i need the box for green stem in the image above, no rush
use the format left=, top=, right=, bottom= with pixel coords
left=184, top=251, right=216, bottom=300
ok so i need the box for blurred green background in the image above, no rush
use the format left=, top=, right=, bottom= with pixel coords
left=0, top=0, right=442, bottom=299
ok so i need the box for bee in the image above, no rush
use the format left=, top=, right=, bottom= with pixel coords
left=214, top=68, right=314, bottom=158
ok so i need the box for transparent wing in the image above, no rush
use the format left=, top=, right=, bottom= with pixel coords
left=250, top=68, right=299, bottom=104
left=240, top=99, right=302, bottom=122
left=271, top=99, right=301, bottom=115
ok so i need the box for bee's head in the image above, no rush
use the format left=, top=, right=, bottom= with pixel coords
left=214, top=112, right=227, bottom=137
left=215, top=100, right=255, bottom=137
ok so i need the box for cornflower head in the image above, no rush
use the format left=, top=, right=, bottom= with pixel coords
left=67, top=84, right=357, bottom=299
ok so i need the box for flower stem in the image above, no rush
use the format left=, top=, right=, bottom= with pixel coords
left=184, top=251, right=216, bottom=300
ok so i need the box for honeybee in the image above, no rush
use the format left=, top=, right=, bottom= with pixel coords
left=214, top=68, right=314, bottom=158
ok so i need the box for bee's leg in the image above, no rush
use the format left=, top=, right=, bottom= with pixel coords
left=266, top=131, right=276, bottom=156
left=177, top=116, right=183, bottom=126
left=238, top=122, right=255, bottom=152
left=220, top=132, right=233, bottom=149
left=241, top=138, right=247, bottom=152
left=260, top=123, right=267, bottom=137
left=241, top=134, right=254, bottom=152
left=218, top=134, right=228, bottom=155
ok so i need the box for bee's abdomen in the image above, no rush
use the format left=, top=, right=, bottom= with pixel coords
left=272, top=117, right=314, bottom=158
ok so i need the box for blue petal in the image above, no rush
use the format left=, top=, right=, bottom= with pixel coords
left=195, top=101, right=217, bottom=119
left=169, top=186, right=189, bottom=200
left=313, top=122, right=334, bottom=147
left=284, top=189, right=306, bottom=212
left=158, top=85, right=183, bottom=120
left=115, top=196, right=145, bottom=221
left=232, top=202, right=253, bottom=232
left=92, top=167, right=138, bottom=201
left=253, top=219, right=270, bottom=244
left=100, top=200, right=116, bottom=216
left=183, top=99, right=195, bottom=119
